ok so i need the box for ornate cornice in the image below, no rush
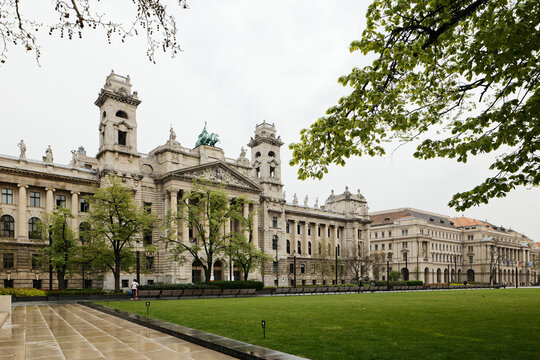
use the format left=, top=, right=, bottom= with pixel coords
left=0, top=165, right=98, bottom=186
left=94, top=89, right=142, bottom=107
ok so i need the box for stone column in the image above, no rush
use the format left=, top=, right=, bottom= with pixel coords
left=292, top=220, right=298, bottom=254
left=17, top=184, right=28, bottom=239
left=252, top=202, right=259, bottom=249
left=243, top=202, right=249, bottom=241
left=333, top=225, right=338, bottom=256
left=322, top=224, right=328, bottom=256
left=71, top=191, right=79, bottom=232
left=170, top=189, right=178, bottom=239
left=45, top=188, right=55, bottom=213
left=303, top=221, right=309, bottom=257
left=182, top=193, right=189, bottom=243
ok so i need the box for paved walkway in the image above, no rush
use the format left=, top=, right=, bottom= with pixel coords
left=0, top=304, right=236, bottom=360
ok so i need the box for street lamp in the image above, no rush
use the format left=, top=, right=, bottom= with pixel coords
left=274, top=237, right=278, bottom=287
left=136, top=239, right=141, bottom=285
left=335, top=246, right=338, bottom=286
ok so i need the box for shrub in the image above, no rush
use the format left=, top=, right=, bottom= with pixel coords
left=45, top=289, right=117, bottom=296
left=201, top=280, right=265, bottom=291
left=0, top=288, right=46, bottom=297
left=139, top=283, right=200, bottom=290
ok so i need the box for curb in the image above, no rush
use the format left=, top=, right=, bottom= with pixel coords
left=80, top=302, right=306, bottom=360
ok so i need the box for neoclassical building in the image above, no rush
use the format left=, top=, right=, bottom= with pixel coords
left=0, top=72, right=537, bottom=290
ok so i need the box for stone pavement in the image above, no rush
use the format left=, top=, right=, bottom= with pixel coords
left=0, top=304, right=236, bottom=360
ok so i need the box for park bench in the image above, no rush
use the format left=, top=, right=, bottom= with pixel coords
left=338, top=287, right=350, bottom=293
left=222, top=289, right=240, bottom=297
left=160, top=290, right=173, bottom=299
left=350, top=286, right=360, bottom=292
left=171, top=290, right=183, bottom=298
left=137, top=290, right=150, bottom=298
left=275, top=288, right=290, bottom=295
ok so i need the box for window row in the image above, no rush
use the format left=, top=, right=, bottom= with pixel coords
left=2, top=252, right=43, bottom=270
left=0, top=215, right=91, bottom=239
left=285, top=221, right=343, bottom=238
left=0, top=188, right=89, bottom=212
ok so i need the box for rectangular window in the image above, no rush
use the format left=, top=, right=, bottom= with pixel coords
left=469, top=256, right=473, bottom=263
left=312, top=279, right=317, bottom=285
left=80, top=198, right=89, bottom=212
left=1, top=188, right=13, bottom=204
left=144, top=230, right=152, bottom=245
left=382, top=244, right=385, bottom=250
left=122, top=279, right=129, bottom=288
left=4, top=279, right=14, bottom=288
left=389, top=243, right=392, bottom=250
left=272, top=237, right=277, bottom=250
left=402, top=242, right=408, bottom=248
left=286, top=222, right=290, bottom=234
left=118, top=130, right=127, bottom=146
left=311, top=264, right=315, bottom=274
left=3, top=253, right=14, bottom=269
left=32, top=279, right=42, bottom=289
left=30, top=191, right=41, bottom=207
left=302, top=279, right=306, bottom=286
left=337, top=229, right=340, bottom=238
left=401, top=229, right=408, bottom=236
left=272, top=217, right=278, bottom=228
left=56, top=195, right=66, bottom=208
left=374, top=244, right=378, bottom=250
left=273, top=261, right=277, bottom=273
left=144, top=202, right=152, bottom=213
left=388, top=231, right=392, bottom=237
left=318, top=226, right=321, bottom=237
left=381, top=231, right=385, bottom=238
left=31, top=254, right=41, bottom=270
left=289, top=263, right=294, bottom=274
left=403, top=252, right=408, bottom=261
left=308, top=226, right=311, bottom=236
left=84, top=280, right=93, bottom=289
left=301, top=264, right=305, bottom=274
left=297, top=224, right=301, bottom=235
left=147, top=279, right=154, bottom=285
left=328, top=228, right=330, bottom=237
left=145, top=256, right=154, bottom=270
left=467, top=235, right=474, bottom=241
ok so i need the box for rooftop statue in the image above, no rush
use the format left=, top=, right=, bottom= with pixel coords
left=195, top=121, right=220, bottom=147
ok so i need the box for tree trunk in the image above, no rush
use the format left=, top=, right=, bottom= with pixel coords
left=114, top=251, right=121, bottom=292
left=57, top=269, right=65, bottom=290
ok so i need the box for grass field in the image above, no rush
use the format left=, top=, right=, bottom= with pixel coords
left=101, top=289, right=540, bottom=360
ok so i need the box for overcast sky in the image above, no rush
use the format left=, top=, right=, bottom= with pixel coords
left=1, top=1, right=538, bottom=241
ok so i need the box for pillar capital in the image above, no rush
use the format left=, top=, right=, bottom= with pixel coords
left=70, top=191, right=80, bottom=195
left=45, top=187, right=55, bottom=192
left=17, top=184, right=28, bottom=189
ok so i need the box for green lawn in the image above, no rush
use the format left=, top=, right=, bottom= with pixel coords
left=100, top=289, right=540, bottom=360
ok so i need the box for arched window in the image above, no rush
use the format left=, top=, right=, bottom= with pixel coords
left=286, top=240, right=290, bottom=254
left=308, top=242, right=312, bottom=255
left=28, top=217, right=41, bottom=239
left=255, top=151, right=261, bottom=158
left=268, top=151, right=275, bottom=157
left=297, top=241, right=301, bottom=255
left=115, top=110, right=128, bottom=119
left=102, top=111, right=106, bottom=118
left=0, top=215, right=15, bottom=238
left=79, top=222, right=91, bottom=243
left=318, top=242, right=321, bottom=255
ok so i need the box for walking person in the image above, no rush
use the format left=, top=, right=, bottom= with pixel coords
left=131, top=279, right=139, bottom=300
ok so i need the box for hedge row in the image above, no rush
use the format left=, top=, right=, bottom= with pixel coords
left=0, top=288, right=120, bottom=297
left=140, top=280, right=265, bottom=291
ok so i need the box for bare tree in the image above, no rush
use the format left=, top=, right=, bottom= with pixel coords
left=0, top=0, right=188, bottom=65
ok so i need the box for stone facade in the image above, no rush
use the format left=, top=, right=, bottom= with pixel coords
left=0, top=72, right=537, bottom=290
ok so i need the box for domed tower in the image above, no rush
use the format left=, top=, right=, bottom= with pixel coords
left=94, top=70, right=141, bottom=173
left=248, top=121, right=284, bottom=199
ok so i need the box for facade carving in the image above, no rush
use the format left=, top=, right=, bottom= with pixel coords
left=0, top=73, right=537, bottom=290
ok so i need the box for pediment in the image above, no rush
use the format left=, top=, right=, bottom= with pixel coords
left=161, top=161, right=261, bottom=193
